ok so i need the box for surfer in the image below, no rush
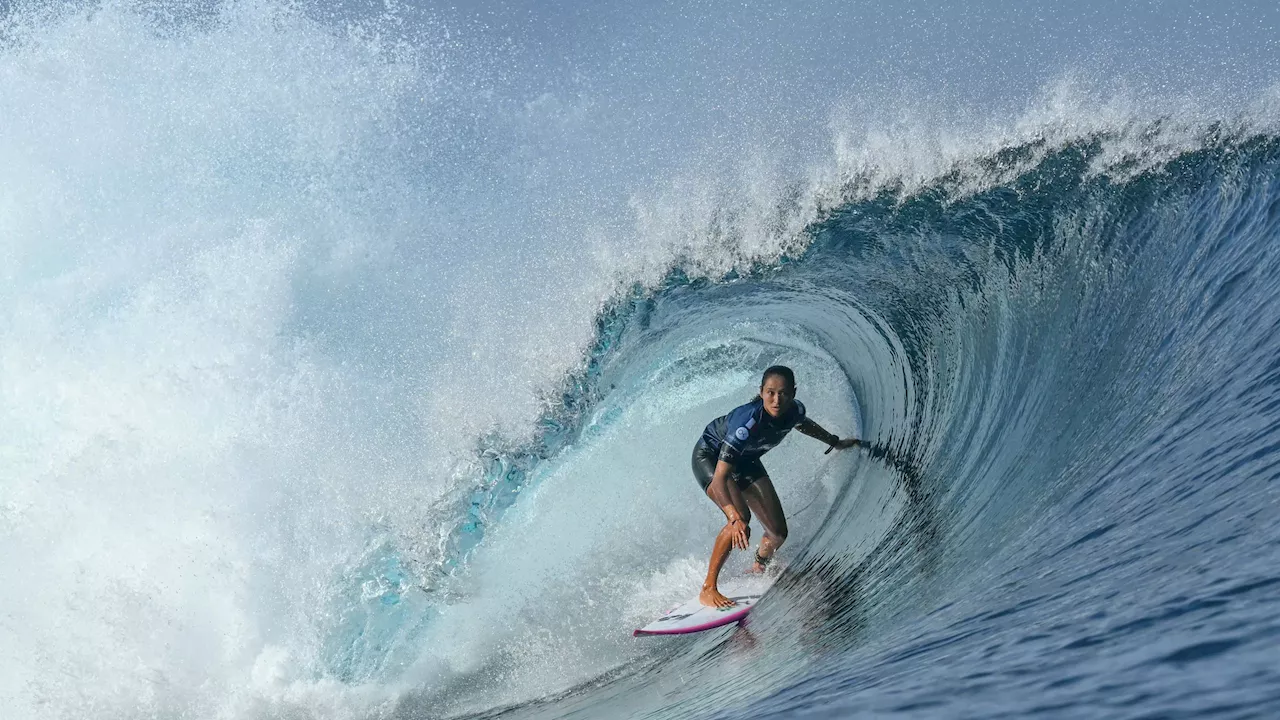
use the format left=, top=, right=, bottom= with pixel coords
left=693, top=365, right=858, bottom=608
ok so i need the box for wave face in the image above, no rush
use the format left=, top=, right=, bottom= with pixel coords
left=3, top=1, right=1280, bottom=719
left=574, top=135, right=1280, bottom=719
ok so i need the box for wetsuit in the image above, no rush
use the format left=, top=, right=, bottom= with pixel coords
left=692, top=397, right=807, bottom=491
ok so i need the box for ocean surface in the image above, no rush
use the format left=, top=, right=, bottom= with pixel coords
left=2, top=1, right=1279, bottom=719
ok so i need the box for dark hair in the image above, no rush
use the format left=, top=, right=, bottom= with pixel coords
left=760, top=365, right=796, bottom=389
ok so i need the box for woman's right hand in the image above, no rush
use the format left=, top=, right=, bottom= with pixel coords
left=725, top=518, right=750, bottom=550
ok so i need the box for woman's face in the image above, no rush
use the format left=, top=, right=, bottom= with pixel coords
left=759, top=374, right=795, bottom=418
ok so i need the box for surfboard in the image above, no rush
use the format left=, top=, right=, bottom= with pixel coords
left=633, top=576, right=774, bottom=636
left=633, top=593, right=761, bottom=636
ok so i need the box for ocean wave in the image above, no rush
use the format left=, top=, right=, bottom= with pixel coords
left=400, top=134, right=1280, bottom=718
left=4, top=1, right=1280, bottom=717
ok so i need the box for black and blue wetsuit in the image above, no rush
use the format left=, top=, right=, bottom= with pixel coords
left=692, top=397, right=807, bottom=491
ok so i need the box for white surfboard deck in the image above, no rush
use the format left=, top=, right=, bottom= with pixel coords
left=633, top=576, right=775, bottom=637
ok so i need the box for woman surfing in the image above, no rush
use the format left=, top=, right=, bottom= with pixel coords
left=693, top=365, right=858, bottom=608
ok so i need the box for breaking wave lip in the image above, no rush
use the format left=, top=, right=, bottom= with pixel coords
left=422, top=96, right=1280, bottom=571
left=424, top=107, right=1279, bottom=592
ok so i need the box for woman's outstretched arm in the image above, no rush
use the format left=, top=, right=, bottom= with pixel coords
left=795, top=418, right=859, bottom=450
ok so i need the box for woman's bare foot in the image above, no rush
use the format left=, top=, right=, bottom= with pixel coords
left=746, top=561, right=767, bottom=574
left=700, top=586, right=736, bottom=608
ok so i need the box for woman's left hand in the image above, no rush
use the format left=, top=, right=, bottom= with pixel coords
left=824, top=437, right=861, bottom=454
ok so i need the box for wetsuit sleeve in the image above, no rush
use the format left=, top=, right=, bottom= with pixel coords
left=718, top=404, right=757, bottom=465
left=793, top=400, right=807, bottom=424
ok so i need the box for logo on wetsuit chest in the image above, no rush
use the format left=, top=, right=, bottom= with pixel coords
left=735, top=427, right=750, bottom=441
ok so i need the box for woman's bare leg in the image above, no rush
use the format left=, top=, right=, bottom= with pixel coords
left=700, top=479, right=752, bottom=607
left=744, top=476, right=788, bottom=573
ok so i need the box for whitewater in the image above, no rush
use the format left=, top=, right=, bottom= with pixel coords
left=2, top=1, right=1279, bottom=718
